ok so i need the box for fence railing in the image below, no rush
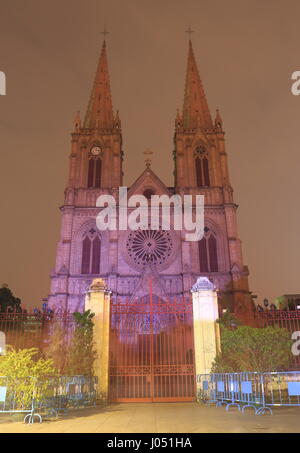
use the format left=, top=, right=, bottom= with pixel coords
left=0, top=375, right=98, bottom=423
left=0, top=309, right=75, bottom=353
left=197, top=371, right=300, bottom=415
left=255, top=308, right=300, bottom=331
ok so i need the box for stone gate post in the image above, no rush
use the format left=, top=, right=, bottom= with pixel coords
left=191, top=277, right=221, bottom=396
left=85, top=278, right=111, bottom=403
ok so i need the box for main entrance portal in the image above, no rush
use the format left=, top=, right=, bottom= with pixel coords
left=109, top=293, right=195, bottom=402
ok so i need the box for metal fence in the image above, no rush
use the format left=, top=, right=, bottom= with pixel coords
left=0, top=309, right=75, bottom=354
left=0, top=375, right=98, bottom=423
left=197, top=371, right=300, bottom=415
left=255, top=308, right=300, bottom=332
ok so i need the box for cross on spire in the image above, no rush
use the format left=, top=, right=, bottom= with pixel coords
left=185, top=26, right=194, bottom=39
left=143, top=148, right=153, bottom=168
left=101, top=27, right=110, bottom=40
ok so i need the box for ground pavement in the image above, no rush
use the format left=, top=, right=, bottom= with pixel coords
left=0, top=402, right=298, bottom=433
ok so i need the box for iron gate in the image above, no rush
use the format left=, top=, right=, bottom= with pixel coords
left=109, top=292, right=195, bottom=402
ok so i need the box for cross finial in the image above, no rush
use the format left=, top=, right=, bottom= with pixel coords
left=185, top=26, right=194, bottom=39
left=143, top=148, right=153, bottom=168
left=101, top=26, right=110, bottom=40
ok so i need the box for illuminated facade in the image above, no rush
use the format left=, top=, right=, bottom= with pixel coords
left=47, top=39, right=253, bottom=321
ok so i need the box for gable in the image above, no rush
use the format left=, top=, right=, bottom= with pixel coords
left=128, top=167, right=172, bottom=198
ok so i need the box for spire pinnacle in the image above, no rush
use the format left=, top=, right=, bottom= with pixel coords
left=182, top=39, right=213, bottom=130
left=83, top=40, right=115, bottom=129
left=215, top=108, right=223, bottom=130
left=73, top=110, right=81, bottom=132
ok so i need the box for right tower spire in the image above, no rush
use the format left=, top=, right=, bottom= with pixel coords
left=174, top=37, right=254, bottom=324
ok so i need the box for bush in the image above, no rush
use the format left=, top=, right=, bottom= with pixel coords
left=212, top=326, right=293, bottom=372
left=0, top=347, right=57, bottom=407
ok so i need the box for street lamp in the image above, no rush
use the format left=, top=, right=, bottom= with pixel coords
left=263, top=298, right=269, bottom=309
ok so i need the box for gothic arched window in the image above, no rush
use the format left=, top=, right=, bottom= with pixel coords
left=194, top=146, right=210, bottom=187
left=81, top=229, right=101, bottom=274
left=87, top=150, right=102, bottom=189
left=198, top=228, right=219, bottom=272
left=195, top=158, right=203, bottom=187
left=81, top=236, right=91, bottom=274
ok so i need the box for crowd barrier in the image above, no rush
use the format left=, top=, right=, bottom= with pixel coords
left=197, top=371, right=300, bottom=415
left=0, top=375, right=98, bottom=423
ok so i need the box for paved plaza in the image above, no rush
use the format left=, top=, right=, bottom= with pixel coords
left=0, top=402, right=299, bottom=433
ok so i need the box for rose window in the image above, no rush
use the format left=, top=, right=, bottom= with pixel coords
left=126, top=229, right=173, bottom=268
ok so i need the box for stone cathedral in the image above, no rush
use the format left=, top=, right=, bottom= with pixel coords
left=47, top=39, right=254, bottom=322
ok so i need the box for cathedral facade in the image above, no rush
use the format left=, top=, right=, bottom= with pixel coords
left=47, top=39, right=253, bottom=321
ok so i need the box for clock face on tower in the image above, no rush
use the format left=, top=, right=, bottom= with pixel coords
left=91, top=146, right=101, bottom=156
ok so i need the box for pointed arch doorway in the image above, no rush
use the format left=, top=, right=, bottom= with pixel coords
left=109, top=289, right=195, bottom=402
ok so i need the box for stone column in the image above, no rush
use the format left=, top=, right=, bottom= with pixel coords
left=85, top=278, right=111, bottom=403
left=191, top=277, right=221, bottom=389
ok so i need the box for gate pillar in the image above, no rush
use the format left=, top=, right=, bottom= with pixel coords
left=85, top=278, right=111, bottom=403
left=191, top=277, right=221, bottom=389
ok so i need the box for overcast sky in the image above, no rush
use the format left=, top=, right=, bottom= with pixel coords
left=0, top=0, right=299, bottom=308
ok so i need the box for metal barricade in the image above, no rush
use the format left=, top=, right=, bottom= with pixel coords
left=0, top=376, right=42, bottom=423
left=217, top=372, right=265, bottom=413
left=197, top=374, right=218, bottom=403
left=37, top=375, right=98, bottom=416
left=197, top=371, right=300, bottom=415
left=0, top=375, right=98, bottom=423
left=262, top=371, right=300, bottom=412
left=57, top=375, right=98, bottom=410
left=196, top=372, right=269, bottom=415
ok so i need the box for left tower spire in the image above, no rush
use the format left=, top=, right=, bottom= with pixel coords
left=67, top=37, right=123, bottom=191
left=47, top=37, right=123, bottom=312
left=83, top=40, right=115, bottom=129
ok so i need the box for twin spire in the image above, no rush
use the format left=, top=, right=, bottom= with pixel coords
left=181, top=40, right=213, bottom=130
left=82, top=37, right=219, bottom=133
left=83, top=40, right=116, bottom=130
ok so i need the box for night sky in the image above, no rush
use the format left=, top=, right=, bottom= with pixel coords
left=0, top=0, right=299, bottom=308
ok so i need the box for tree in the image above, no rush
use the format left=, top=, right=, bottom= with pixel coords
left=217, top=309, right=242, bottom=330
left=65, top=310, right=96, bottom=376
left=0, top=284, right=22, bottom=312
left=274, top=296, right=287, bottom=310
left=212, top=326, right=293, bottom=373
left=44, top=323, right=69, bottom=374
